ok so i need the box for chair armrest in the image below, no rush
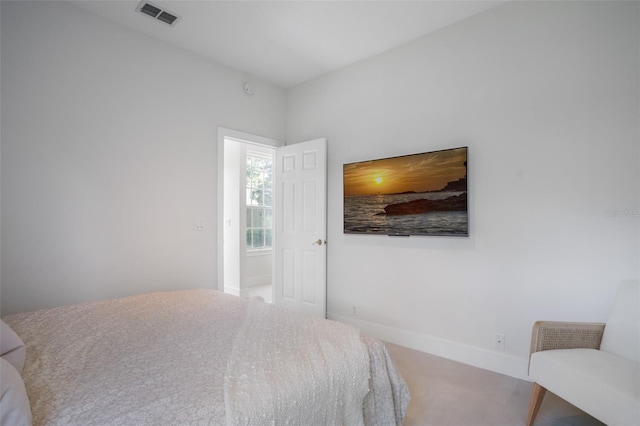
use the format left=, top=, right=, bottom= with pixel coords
left=530, top=321, right=606, bottom=354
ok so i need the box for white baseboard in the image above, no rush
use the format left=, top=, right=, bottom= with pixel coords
left=329, top=312, right=531, bottom=381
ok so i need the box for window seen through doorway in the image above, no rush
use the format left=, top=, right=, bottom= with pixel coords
left=246, top=153, right=273, bottom=250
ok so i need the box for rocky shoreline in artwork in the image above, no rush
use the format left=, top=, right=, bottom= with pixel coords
left=378, top=192, right=467, bottom=216
left=375, top=165, right=468, bottom=216
left=438, top=176, right=467, bottom=192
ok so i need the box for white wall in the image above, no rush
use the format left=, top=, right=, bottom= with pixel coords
left=0, top=1, right=286, bottom=315
left=286, top=0, right=639, bottom=379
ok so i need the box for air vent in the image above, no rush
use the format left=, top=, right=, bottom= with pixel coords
left=136, top=1, right=179, bottom=26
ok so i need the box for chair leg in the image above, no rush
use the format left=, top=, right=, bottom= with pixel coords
left=526, top=383, right=547, bottom=426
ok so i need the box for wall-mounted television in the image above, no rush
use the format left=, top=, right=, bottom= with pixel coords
left=343, top=147, right=468, bottom=236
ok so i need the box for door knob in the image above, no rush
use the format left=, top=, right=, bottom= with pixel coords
left=312, top=239, right=325, bottom=246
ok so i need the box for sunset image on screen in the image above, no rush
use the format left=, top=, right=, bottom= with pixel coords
left=343, top=147, right=467, bottom=196
left=343, top=147, right=468, bottom=236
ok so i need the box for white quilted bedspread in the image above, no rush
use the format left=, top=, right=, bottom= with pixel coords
left=3, top=289, right=409, bottom=426
left=224, top=299, right=370, bottom=425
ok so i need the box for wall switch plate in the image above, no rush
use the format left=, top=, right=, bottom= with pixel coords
left=194, top=218, right=206, bottom=230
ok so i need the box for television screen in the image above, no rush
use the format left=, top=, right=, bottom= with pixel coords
left=343, top=147, right=468, bottom=236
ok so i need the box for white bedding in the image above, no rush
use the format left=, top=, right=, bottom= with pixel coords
left=3, top=289, right=409, bottom=425
left=225, top=298, right=370, bottom=425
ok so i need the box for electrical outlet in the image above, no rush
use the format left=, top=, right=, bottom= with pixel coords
left=494, top=333, right=505, bottom=350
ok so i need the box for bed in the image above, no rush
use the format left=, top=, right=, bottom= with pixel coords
left=1, top=289, right=409, bottom=425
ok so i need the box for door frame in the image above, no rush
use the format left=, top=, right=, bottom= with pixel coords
left=216, top=127, right=281, bottom=293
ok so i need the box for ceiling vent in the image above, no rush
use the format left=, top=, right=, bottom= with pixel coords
left=136, top=1, right=179, bottom=26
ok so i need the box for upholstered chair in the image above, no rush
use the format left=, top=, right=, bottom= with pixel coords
left=526, top=280, right=639, bottom=426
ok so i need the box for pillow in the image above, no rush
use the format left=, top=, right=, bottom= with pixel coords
left=0, top=320, right=26, bottom=373
left=0, top=357, right=32, bottom=426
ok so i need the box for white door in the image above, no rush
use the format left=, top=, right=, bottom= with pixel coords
left=274, top=139, right=327, bottom=318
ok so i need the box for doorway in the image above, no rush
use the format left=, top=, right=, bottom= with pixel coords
left=217, top=129, right=328, bottom=317
left=217, top=128, right=280, bottom=302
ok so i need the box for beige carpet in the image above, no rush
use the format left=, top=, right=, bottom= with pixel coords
left=385, top=342, right=604, bottom=426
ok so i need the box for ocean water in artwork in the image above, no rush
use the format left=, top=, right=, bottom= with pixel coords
left=344, top=191, right=468, bottom=236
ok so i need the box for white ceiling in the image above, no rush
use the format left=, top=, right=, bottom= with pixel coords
left=71, top=1, right=505, bottom=89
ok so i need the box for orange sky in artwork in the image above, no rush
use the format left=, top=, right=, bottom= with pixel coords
left=343, top=147, right=467, bottom=196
